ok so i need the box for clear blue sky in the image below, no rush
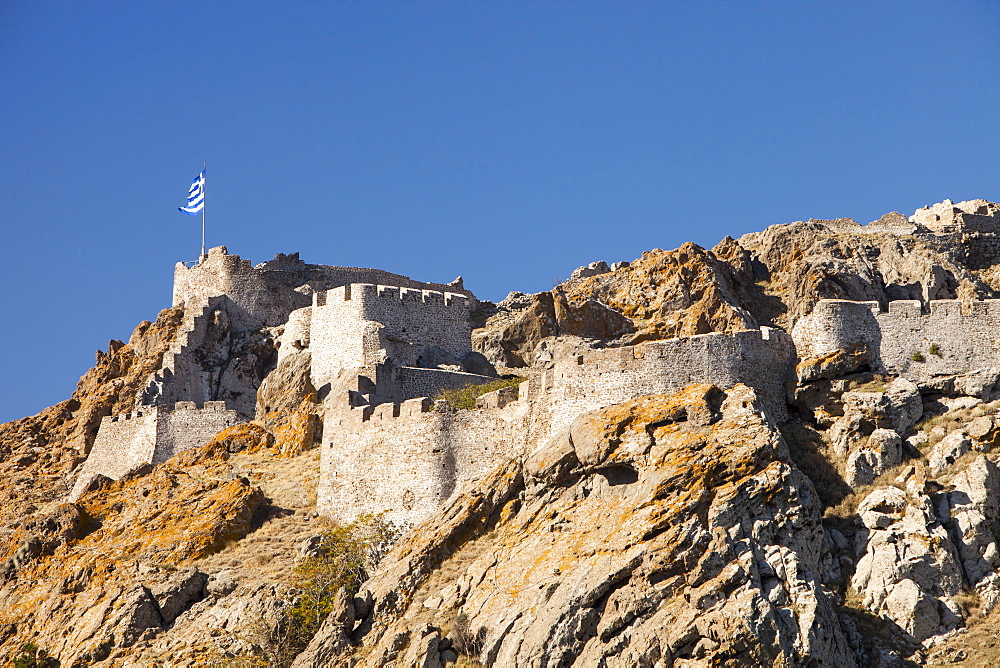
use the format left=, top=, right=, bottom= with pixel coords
left=1, top=1, right=997, bottom=424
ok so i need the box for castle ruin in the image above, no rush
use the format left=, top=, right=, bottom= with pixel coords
left=72, top=198, right=1000, bottom=527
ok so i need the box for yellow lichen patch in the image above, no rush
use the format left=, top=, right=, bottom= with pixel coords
left=268, top=408, right=322, bottom=455
left=0, top=306, right=186, bottom=530
left=74, top=457, right=264, bottom=566
left=795, top=343, right=869, bottom=381
left=180, top=422, right=276, bottom=464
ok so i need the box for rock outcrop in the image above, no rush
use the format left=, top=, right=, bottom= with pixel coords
left=8, top=198, right=1000, bottom=665
left=296, top=384, right=856, bottom=667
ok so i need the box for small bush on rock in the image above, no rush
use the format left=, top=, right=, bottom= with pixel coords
left=11, top=643, right=57, bottom=668
left=284, top=514, right=401, bottom=656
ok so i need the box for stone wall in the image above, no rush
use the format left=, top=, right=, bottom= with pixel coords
left=540, top=327, right=794, bottom=433
left=70, top=409, right=160, bottom=500
left=790, top=300, right=882, bottom=361
left=318, top=326, right=796, bottom=526
left=319, top=396, right=534, bottom=526
left=396, top=367, right=494, bottom=401
left=910, top=199, right=1000, bottom=234
left=793, top=298, right=1000, bottom=381
left=139, top=295, right=264, bottom=418
left=154, top=401, right=240, bottom=464
left=309, top=283, right=473, bottom=391
left=69, top=401, right=239, bottom=501
left=173, top=246, right=472, bottom=331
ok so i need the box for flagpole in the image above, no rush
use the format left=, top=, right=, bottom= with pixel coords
left=201, top=161, right=207, bottom=261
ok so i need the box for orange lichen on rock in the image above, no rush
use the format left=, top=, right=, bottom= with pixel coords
left=475, top=242, right=763, bottom=366
left=321, top=383, right=840, bottom=668
left=0, top=306, right=186, bottom=530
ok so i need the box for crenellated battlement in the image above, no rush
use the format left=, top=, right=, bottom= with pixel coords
left=318, top=325, right=796, bottom=526
left=307, top=282, right=478, bottom=392
left=803, top=297, right=1000, bottom=320
left=910, top=198, right=1000, bottom=234
left=105, top=408, right=157, bottom=424
left=174, top=246, right=474, bottom=332
left=314, top=283, right=471, bottom=310
left=71, top=400, right=240, bottom=501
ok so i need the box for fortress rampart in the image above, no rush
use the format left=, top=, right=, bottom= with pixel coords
left=318, top=326, right=796, bottom=526
left=793, top=298, right=1000, bottom=380
left=69, top=401, right=238, bottom=501
left=173, top=246, right=472, bottom=331
left=140, top=295, right=264, bottom=418
left=319, top=393, right=534, bottom=526
left=309, top=283, right=472, bottom=388
left=539, top=326, right=793, bottom=434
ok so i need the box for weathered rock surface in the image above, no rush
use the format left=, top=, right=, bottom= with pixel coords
left=255, top=350, right=322, bottom=455
left=473, top=242, right=759, bottom=366
left=296, top=384, right=856, bottom=667
left=844, top=428, right=902, bottom=487
left=0, top=307, right=186, bottom=531
left=9, top=199, right=1000, bottom=665
left=852, top=485, right=965, bottom=642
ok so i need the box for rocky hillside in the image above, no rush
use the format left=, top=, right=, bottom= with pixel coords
left=4, top=198, right=1000, bottom=666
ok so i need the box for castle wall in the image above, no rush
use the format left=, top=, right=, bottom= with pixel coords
left=396, top=367, right=494, bottom=401
left=309, top=283, right=473, bottom=391
left=173, top=246, right=473, bottom=332
left=790, top=300, right=882, bottom=361
left=140, top=295, right=263, bottom=418
left=793, top=298, right=1000, bottom=381
left=877, top=300, right=1000, bottom=379
left=319, top=397, right=533, bottom=526
left=70, top=409, right=160, bottom=500
left=173, top=247, right=305, bottom=331
left=278, top=307, right=312, bottom=364
left=318, top=326, right=796, bottom=526
left=69, top=402, right=240, bottom=501
left=541, top=327, right=794, bottom=434
left=154, top=401, right=240, bottom=464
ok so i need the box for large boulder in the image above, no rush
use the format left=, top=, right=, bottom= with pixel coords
left=852, top=485, right=965, bottom=642
left=844, top=429, right=903, bottom=487
left=947, top=456, right=1000, bottom=611
left=928, top=431, right=972, bottom=475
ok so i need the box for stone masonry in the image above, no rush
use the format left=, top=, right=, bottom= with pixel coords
left=318, top=326, right=796, bottom=526
left=73, top=248, right=481, bottom=502
left=69, top=401, right=238, bottom=501
left=308, top=283, right=474, bottom=389
left=173, top=246, right=471, bottom=331
left=793, top=297, right=1000, bottom=381
left=75, top=207, right=1000, bottom=529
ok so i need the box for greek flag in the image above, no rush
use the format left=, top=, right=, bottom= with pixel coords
left=178, top=170, right=205, bottom=215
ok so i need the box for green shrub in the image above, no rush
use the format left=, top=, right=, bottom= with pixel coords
left=929, top=343, right=942, bottom=357
left=434, top=377, right=525, bottom=410
left=231, top=514, right=403, bottom=666
left=286, top=514, right=401, bottom=649
left=912, top=352, right=925, bottom=362
left=12, top=643, right=56, bottom=668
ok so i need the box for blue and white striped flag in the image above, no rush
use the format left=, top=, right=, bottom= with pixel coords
left=178, top=170, right=205, bottom=215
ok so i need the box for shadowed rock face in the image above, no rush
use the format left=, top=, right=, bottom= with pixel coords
left=295, top=384, right=856, bottom=667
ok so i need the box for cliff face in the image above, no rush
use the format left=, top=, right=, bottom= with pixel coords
left=475, top=207, right=1000, bottom=370
left=6, top=199, right=1000, bottom=666
left=296, top=384, right=856, bottom=667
